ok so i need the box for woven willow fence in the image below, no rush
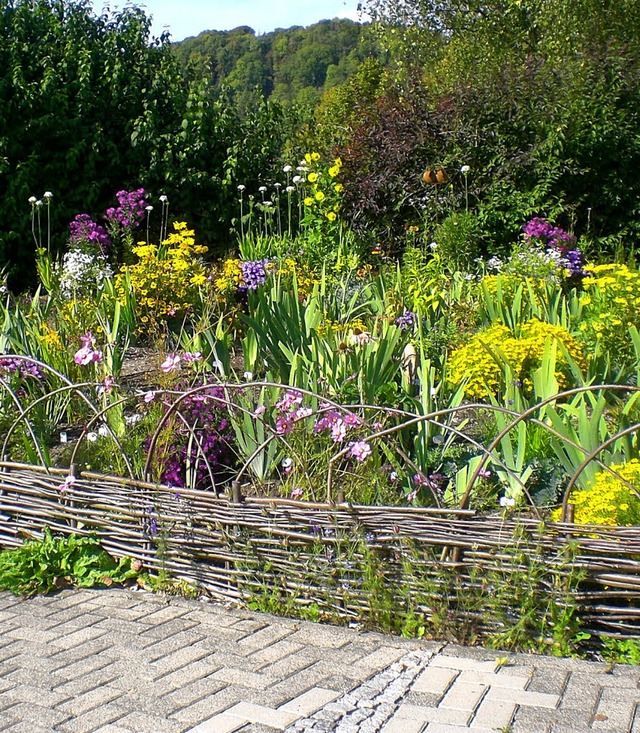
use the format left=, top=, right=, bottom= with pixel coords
left=0, top=461, right=638, bottom=641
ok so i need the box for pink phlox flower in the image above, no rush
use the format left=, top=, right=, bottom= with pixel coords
left=349, top=440, right=372, bottom=462
left=276, top=390, right=303, bottom=412
left=294, top=406, right=313, bottom=421
left=143, top=391, right=156, bottom=402
left=343, top=413, right=362, bottom=427
left=160, top=354, right=181, bottom=373
left=407, top=489, right=418, bottom=502
left=102, top=375, right=115, bottom=392
left=275, top=415, right=294, bottom=435
left=290, top=487, right=304, bottom=499
left=253, top=405, right=266, bottom=417
left=313, top=410, right=342, bottom=433
left=74, top=333, right=102, bottom=365
left=330, top=419, right=347, bottom=443
left=58, top=475, right=75, bottom=493
left=478, top=467, right=492, bottom=479
left=182, top=351, right=202, bottom=364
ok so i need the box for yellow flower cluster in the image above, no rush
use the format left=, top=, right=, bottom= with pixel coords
left=275, top=257, right=318, bottom=299
left=448, top=319, right=586, bottom=399
left=554, top=460, right=640, bottom=526
left=578, top=263, right=640, bottom=360
left=214, top=258, right=243, bottom=294
left=301, top=153, right=343, bottom=226
left=115, top=222, right=208, bottom=331
left=316, top=318, right=367, bottom=338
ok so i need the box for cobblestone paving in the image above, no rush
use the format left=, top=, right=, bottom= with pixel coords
left=0, top=588, right=639, bottom=733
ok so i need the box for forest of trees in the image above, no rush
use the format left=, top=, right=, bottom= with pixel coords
left=173, top=19, right=385, bottom=113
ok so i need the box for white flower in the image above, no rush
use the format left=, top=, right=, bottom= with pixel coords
left=500, top=496, right=516, bottom=507
left=237, top=184, right=246, bottom=192
left=86, top=432, right=98, bottom=442
left=263, top=200, right=273, bottom=207
left=286, top=185, right=295, bottom=193
left=274, top=182, right=282, bottom=188
left=43, top=191, right=53, bottom=198
left=429, top=241, right=438, bottom=250
left=145, top=205, right=153, bottom=212
left=159, top=194, right=168, bottom=202
left=292, top=176, right=302, bottom=184
left=258, top=186, right=267, bottom=192
left=28, top=196, right=37, bottom=204
left=98, top=424, right=110, bottom=437
left=243, top=371, right=253, bottom=381
left=35, top=200, right=43, bottom=207
left=460, top=165, right=471, bottom=174
left=349, top=330, right=374, bottom=346
left=283, top=165, right=293, bottom=173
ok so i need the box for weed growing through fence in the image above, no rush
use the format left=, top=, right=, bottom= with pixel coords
left=600, top=637, right=640, bottom=665
left=229, top=521, right=589, bottom=655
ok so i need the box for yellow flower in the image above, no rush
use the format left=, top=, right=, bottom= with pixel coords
left=334, top=183, right=344, bottom=193
left=328, top=165, right=340, bottom=178
left=311, top=152, right=321, bottom=161
left=308, top=172, right=318, bottom=183
left=326, top=211, right=337, bottom=222
left=304, top=197, right=314, bottom=207
left=315, top=190, right=325, bottom=202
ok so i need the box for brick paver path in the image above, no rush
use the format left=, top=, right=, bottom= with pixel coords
left=0, top=588, right=638, bottom=733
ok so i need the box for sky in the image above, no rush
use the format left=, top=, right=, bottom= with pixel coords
left=95, top=1, right=365, bottom=42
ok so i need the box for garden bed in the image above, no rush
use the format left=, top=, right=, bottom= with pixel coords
left=1, top=461, right=638, bottom=652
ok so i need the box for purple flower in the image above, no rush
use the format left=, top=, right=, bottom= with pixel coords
left=349, top=440, right=372, bottom=462
left=395, top=310, right=416, bottom=330
left=58, top=475, right=75, bottom=493
left=104, top=188, right=148, bottom=232
left=239, top=259, right=270, bottom=291
left=276, top=390, right=303, bottom=413
left=69, top=214, right=112, bottom=252
left=0, top=357, right=43, bottom=380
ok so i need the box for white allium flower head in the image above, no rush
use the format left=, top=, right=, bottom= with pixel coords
left=283, top=165, right=292, bottom=173
left=159, top=194, right=168, bottom=202
left=35, top=200, right=43, bottom=207
left=43, top=191, right=53, bottom=198
left=274, top=182, right=282, bottom=188
left=237, top=184, right=246, bottom=191
left=286, top=185, right=295, bottom=193
left=263, top=200, right=273, bottom=207
left=460, top=165, right=471, bottom=174
left=258, top=185, right=267, bottom=192
left=292, top=175, right=302, bottom=184
left=145, top=205, right=153, bottom=212
left=28, top=196, right=37, bottom=204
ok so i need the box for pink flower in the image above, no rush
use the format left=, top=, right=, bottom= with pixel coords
left=74, top=332, right=102, bottom=365
left=349, top=440, right=372, bottom=462
left=253, top=405, right=266, bottom=417
left=182, top=351, right=202, bottom=364
left=294, top=406, right=313, bottom=421
left=275, top=416, right=293, bottom=435
left=291, top=487, right=304, bottom=499
left=143, top=391, right=156, bottom=403
left=276, top=390, right=303, bottom=412
left=160, top=354, right=181, bottom=373
left=331, top=420, right=347, bottom=443
left=102, top=375, right=115, bottom=392
left=343, top=413, right=362, bottom=427
left=58, top=475, right=75, bottom=493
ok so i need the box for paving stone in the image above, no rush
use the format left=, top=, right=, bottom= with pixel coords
left=55, top=684, right=124, bottom=717
left=412, top=667, right=457, bottom=697
left=471, top=697, right=515, bottom=729
left=593, top=685, right=639, bottom=730
left=525, top=667, right=568, bottom=695
left=438, top=680, right=487, bottom=712
left=430, top=655, right=498, bottom=674
left=55, top=702, right=129, bottom=733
